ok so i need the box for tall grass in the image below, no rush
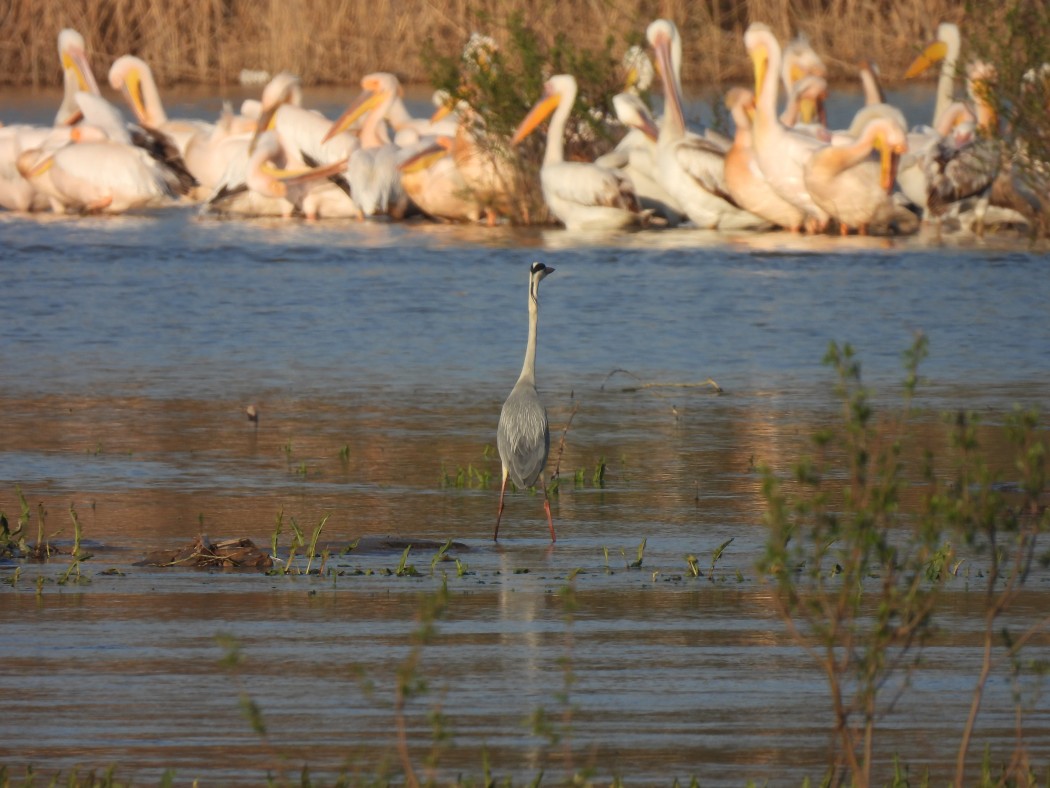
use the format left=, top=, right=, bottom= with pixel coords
left=2, top=0, right=964, bottom=89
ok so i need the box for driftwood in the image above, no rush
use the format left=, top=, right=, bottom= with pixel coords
left=139, top=534, right=273, bottom=570
left=600, top=368, right=723, bottom=394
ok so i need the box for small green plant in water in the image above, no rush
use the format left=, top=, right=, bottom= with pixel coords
left=592, top=456, right=607, bottom=488
left=57, top=503, right=91, bottom=585
left=621, top=537, right=645, bottom=569
left=304, top=514, right=330, bottom=575
left=396, top=545, right=420, bottom=577
left=685, top=554, right=701, bottom=577
left=709, top=537, right=734, bottom=581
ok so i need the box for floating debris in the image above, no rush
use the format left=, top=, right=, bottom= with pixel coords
left=139, top=535, right=273, bottom=570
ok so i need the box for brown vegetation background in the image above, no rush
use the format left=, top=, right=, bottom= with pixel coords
left=2, top=0, right=965, bottom=89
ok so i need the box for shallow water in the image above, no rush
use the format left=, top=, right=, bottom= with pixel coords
left=2, top=89, right=1050, bottom=785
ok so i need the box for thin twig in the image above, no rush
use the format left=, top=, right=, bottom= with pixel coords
left=550, top=399, right=580, bottom=480
left=600, top=368, right=723, bottom=393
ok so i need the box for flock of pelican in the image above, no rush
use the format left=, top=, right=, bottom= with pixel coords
left=0, top=21, right=1042, bottom=235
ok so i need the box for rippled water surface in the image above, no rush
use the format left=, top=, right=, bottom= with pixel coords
left=2, top=89, right=1050, bottom=786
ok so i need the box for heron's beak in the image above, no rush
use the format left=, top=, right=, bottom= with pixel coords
left=511, top=90, right=560, bottom=146
left=904, top=40, right=948, bottom=79
left=324, top=88, right=386, bottom=143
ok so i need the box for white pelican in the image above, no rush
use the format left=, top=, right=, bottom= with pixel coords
left=251, top=72, right=358, bottom=167
left=594, top=92, right=685, bottom=225
left=17, top=122, right=177, bottom=214
left=896, top=101, right=975, bottom=212
left=723, top=88, right=807, bottom=231
left=512, top=74, right=648, bottom=231
left=55, top=29, right=100, bottom=127
left=449, top=112, right=522, bottom=225
left=397, top=137, right=483, bottom=222
left=781, top=32, right=827, bottom=99
left=744, top=22, right=830, bottom=232
left=0, top=126, right=76, bottom=212
left=780, top=74, right=830, bottom=137
left=647, top=19, right=768, bottom=229
left=204, top=130, right=349, bottom=218
left=846, top=62, right=908, bottom=139
left=803, top=117, right=907, bottom=234
left=108, top=56, right=212, bottom=158
left=904, top=22, right=962, bottom=128
left=621, top=45, right=656, bottom=95
left=922, top=63, right=1039, bottom=233
left=325, top=72, right=411, bottom=218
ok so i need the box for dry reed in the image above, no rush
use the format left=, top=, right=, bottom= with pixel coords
left=1, top=0, right=966, bottom=89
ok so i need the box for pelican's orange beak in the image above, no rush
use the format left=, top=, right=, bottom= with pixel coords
left=62, top=44, right=99, bottom=96
left=904, top=40, right=948, bottom=79
left=637, top=111, right=659, bottom=141
left=876, top=136, right=906, bottom=193
left=249, top=102, right=283, bottom=153
left=323, top=88, right=387, bottom=143
left=17, top=151, right=54, bottom=180
left=261, top=157, right=348, bottom=186
left=120, top=66, right=150, bottom=126
left=749, top=45, right=769, bottom=103
left=511, top=89, right=560, bottom=146
left=398, top=139, right=449, bottom=174
left=430, top=103, right=453, bottom=123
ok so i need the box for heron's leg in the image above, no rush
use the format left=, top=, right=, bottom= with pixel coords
left=540, top=478, right=556, bottom=542
left=494, top=469, right=509, bottom=541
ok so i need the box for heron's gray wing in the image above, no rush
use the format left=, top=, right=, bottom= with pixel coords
left=497, top=384, right=550, bottom=489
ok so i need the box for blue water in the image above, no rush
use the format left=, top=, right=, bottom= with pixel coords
left=1, top=211, right=1047, bottom=405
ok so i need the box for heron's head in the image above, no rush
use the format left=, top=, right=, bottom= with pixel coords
left=529, top=261, right=554, bottom=303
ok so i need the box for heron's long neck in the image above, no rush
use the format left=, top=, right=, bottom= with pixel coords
left=518, top=291, right=539, bottom=384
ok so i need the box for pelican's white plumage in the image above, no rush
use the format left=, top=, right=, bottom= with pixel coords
left=647, top=19, right=767, bottom=229
left=326, top=72, right=411, bottom=218
left=18, top=126, right=177, bottom=214
left=204, top=130, right=350, bottom=218
left=398, top=137, right=482, bottom=222
left=804, top=117, right=907, bottom=233
left=109, top=55, right=213, bottom=157
left=594, top=92, right=685, bottom=225
left=904, top=22, right=962, bottom=128
left=744, top=22, right=830, bottom=231
left=723, top=88, right=807, bottom=230
left=253, top=72, right=359, bottom=167
left=512, top=74, right=647, bottom=231
left=55, top=29, right=100, bottom=127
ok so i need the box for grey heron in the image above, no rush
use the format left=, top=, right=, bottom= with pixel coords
left=495, top=261, right=556, bottom=542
